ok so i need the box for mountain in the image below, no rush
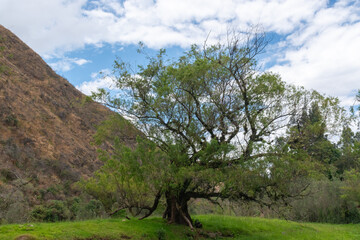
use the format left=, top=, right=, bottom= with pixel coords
left=0, top=25, right=136, bottom=217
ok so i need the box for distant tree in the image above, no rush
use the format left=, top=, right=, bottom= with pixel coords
left=356, top=89, right=360, bottom=126
left=339, top=91, right=360, bottom=218
left=88, top=30, right=342, bottom=227
left=334, top=91, right=360, bottom=176
left=341, top=169, right=360, bottom=211
left=288, top=102, right=340, bottom=178
left=334, top=126, right=360, bottom=175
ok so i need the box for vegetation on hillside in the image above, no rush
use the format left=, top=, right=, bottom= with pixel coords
left=0, top=25, right=137, bottom=225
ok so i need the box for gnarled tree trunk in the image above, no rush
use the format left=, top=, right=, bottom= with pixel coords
left=163, top=192, right=193, bottom=228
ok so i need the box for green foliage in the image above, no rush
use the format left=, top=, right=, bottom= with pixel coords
left=4, top=114, right=18, bottom=127
left=5, top=202, right=30, bottom=224
left=156, top=228, right=166, bottom=240
left=84, top=199, right=103, bottom=216
left=0, top=169, right=18, bottom=183
left=0, top=64, right=5, bottom=74
left=82, top=137, right=169, bottom=216
left=66, top=197, right=106, bottom=220
left=289, top=179, right=360, bottom=223
left=0, top=63, right=10, bottom=75
left=288, top=102, right=341, bottom=179
left=335, top=126, right=360, bottom=175
left=342, top=169, right=360, bottom=207
left=89, top=31, right=345, bottom=224
left=29, top=198, right=106, bottom=223
left=93, top=114, right=137, bottom=146
left=30, top=200, right=70, bottom=222
left=80, top=95, right=93, bottom=106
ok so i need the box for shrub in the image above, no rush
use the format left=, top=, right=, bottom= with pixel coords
left=156, top=228, right=166, bottom=240
left=5, top=202, right=29, bottom=223
left=0, top=169, right=18, bottom=182
left=4, top=114, right=18, bottom=127
left=84, top=199, right=104, bottom=217
left=3, top=138, right=21, bottom=161
left=30, top=200, right=70, bottom=222
left=65, top=197, right=107, bottom=220
left=46, top=159, right=79, bottom=182
left=80, top=95, right=93, bottom=106
left=287, top=179, right=360, bottom=223
left=73, top=199, right=107, bottom=220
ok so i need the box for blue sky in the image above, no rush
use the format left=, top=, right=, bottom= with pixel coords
left=0, top=0, right=359, bottom=106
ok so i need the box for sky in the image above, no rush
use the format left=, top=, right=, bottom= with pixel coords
left=0, top=0, right=359, bottom=106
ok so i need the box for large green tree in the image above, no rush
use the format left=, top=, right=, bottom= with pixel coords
left=88, top=31, right=341, bottom=227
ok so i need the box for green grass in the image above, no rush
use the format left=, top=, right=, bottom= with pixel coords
left=195, top=215, right=360, bottom=239
left=0, top=215, right=359, bottom=240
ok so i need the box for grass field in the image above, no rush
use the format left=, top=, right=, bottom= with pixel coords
left=0, top=215, right=359, bottom=240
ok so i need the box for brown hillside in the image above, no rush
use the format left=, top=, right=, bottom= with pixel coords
left=0, top=25, right=136, bottom=213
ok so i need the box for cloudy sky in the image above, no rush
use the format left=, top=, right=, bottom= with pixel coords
left=0, top=0, right=359, bottom=105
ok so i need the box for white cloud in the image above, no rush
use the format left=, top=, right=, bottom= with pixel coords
left=0, top=0, right=359, bottom=103
left=49, top=58, right=91, bottom=72
left=270, top=0, right=360, bottom=104
left=76, top=69, right=114, bottom=95
left=74, top=58, right=91, bottom=66
left=0, top=0, right=326, bottom=55
left=0, top=0, right=91, bottom=56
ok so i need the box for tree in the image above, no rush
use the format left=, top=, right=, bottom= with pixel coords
left=338, top=91, right=360, bottom=220
left=335, top=126, right=360, bottom=175
left=341, top=169, right=360, bottom=213
left=89, top=30, right=342, bottom=227
left=82, top=136, right=168, bottom=219
left=334, top=91, right=360, bottom=176
left=288, top=102, right=340, bottom=178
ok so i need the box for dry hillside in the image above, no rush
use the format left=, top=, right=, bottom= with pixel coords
left=0, top=25, right=136, bottom=214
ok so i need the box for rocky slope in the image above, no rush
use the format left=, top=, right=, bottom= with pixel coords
left=0, top=25, right=136, bottom=217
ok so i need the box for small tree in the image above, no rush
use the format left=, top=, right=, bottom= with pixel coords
left=82, top=136, right=169, bottom=218
left=342, top=169, right=360, bottom=211
left=89, top=30, right=342, bottom=227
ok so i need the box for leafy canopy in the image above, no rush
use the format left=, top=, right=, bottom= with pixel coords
left=87, top=30, right=343, bottom=225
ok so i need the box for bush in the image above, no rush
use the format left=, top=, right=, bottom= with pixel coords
left=46, top=159, right=79, bottom=182
left=74, top=199, right=107, bottom=220
left=30, top=196, right=108, bottom=223
left=4, top=114, right=18, bottom=127
left=287, top=179, right=360, bottom=223
left=188, top=179, right=360, bottom=224
left=5, top=202, right=29, bottom=223
left=85, top=200, right=104, bottom=216
left=156, top=228, right=166, bottom=240
left=0, top=169, right=18, bottom=182
left=30, top=200, right=70, bottom=222
left=3, top=138, right=21, bottom=160
left=64, top=197, right=107, bottom=220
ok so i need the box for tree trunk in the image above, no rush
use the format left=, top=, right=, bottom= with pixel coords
left=163, top=192, right=193, bottom=228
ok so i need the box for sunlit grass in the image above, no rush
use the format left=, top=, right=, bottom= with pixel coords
left=0, top=215, right=359, bottom=240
